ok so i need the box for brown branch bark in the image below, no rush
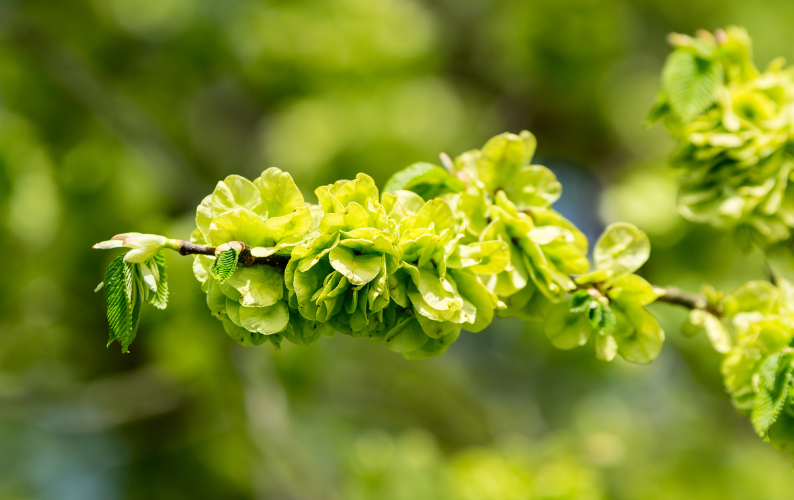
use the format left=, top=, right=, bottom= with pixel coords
left=654, top=286, right=722, bottom=317
left=172, top=241, right=291, bottom=268
left=177, top=241, right=215, bottom=256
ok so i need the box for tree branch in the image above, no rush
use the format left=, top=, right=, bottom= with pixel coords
left=176, top=241, right=215, bottom=256
left=169, top=239, right=722, bottom=315
left=654, top=285, right=722, bottom=317
left=170, top=240, right=291, bottom=268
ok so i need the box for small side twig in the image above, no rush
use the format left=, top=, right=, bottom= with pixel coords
left=654, top=285, right=722, bottom=317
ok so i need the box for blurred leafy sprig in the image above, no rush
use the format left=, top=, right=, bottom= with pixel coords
left=648, top=26, right=794, bottom=251
left=650, top=27, right=794, bottom=459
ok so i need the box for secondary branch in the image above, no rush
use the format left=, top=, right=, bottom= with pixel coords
left=654, top=285, right=721, bottom=317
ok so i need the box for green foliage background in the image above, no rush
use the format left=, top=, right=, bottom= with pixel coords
left=2, top=0, right=794, bottom=498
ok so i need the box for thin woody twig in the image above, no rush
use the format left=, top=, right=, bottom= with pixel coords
left=171, top=240, right=290, bottom=268
left=653, top=285, right=722, bottom=317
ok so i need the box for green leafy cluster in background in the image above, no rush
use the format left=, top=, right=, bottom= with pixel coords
left=650, top=27, right=794, bottom=460
left=93, top=132, right=667, bottom=364
left=648, top=26, right=794, bottom=250
left=718, top=280, right=794, bottom=458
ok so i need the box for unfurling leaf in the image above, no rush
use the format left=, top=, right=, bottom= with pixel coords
left=149, top=252, right=169, bottom=310
left=569, top=290, right=594, bottom=314
left=103, top=256, right=142, bottom=353
left=661, top=49, right=722, bottom=122
left=211, top=247, right=240, bottom=283
left=590, top=303, right=617, bottom=337
left=751, top=353, right=794, bottom=438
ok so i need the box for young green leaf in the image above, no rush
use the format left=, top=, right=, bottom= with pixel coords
left=103, top=255, right=142, bottom=353
left=383, top=162, right=465, bottom=200
left=569, top=290, right=594, bottom=314
left=661, top=49, right=722, bottom=122
left=590, top=303, right=617, bottom=337
left=149, top=252, right=169, bottom=310
left=688, top=309, right=730, bottom=353
left=644, top=92, right=671, bottom=127
left=751, top=353, right=794, bottom=438
left=210, top=247, right=240, bottom=283
left=613, top=303, right=664, bottom=364
left=588, top=302, right=603, bottom=330
left=545, top=302, right=592, bottom=350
